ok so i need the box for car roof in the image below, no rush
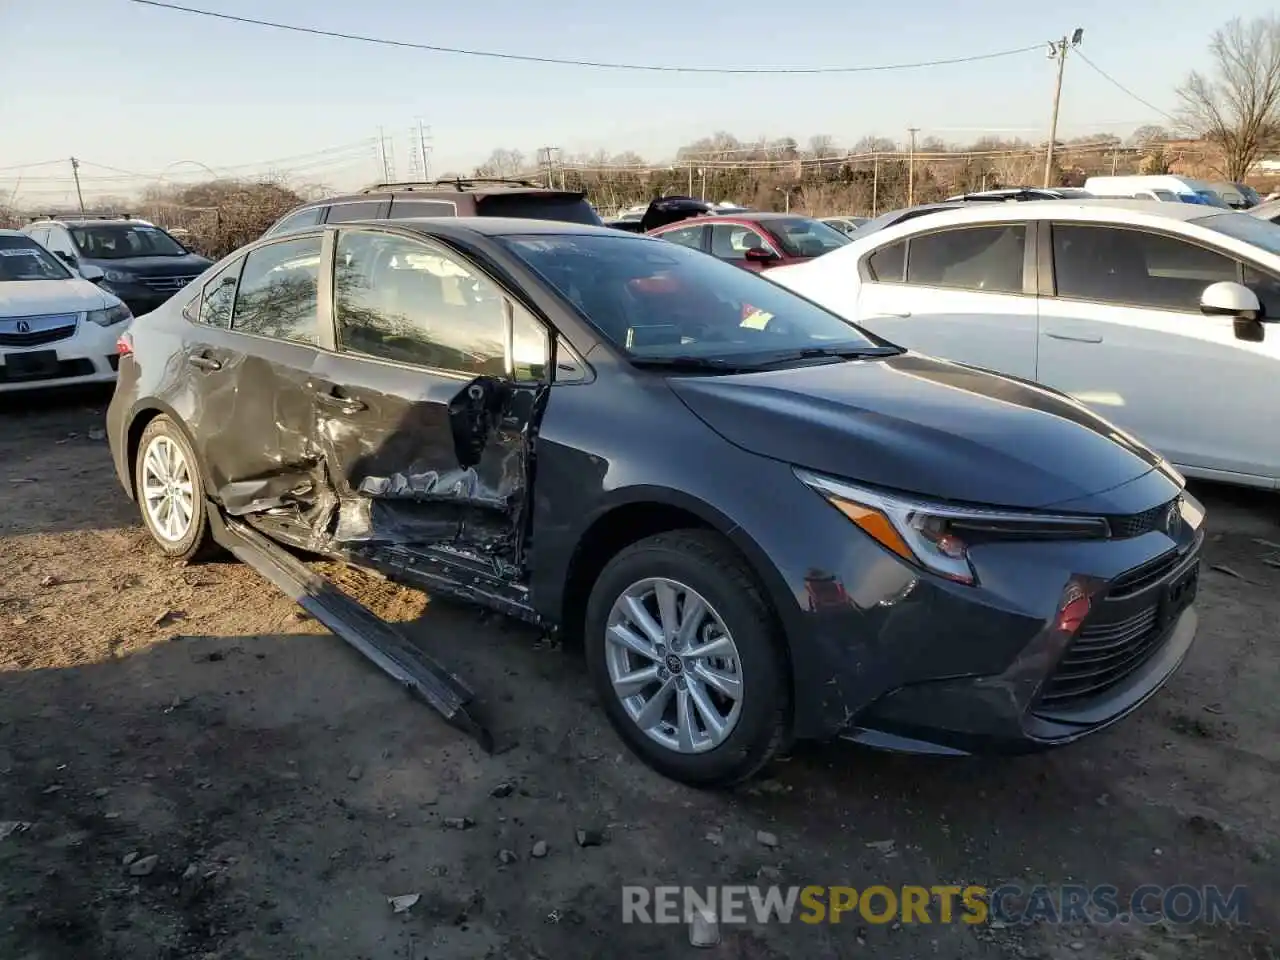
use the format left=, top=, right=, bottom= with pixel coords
left=0, top=229, right=32, bottom=238
left=870, top=198, right=1226, bottom=229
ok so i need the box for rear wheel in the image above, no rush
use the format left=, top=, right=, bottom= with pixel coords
left=134, top=416, right=213, bottom=562
left=584, top=530, right=789, bottom=787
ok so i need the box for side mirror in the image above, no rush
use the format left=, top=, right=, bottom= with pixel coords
left=1201, top=281, right=1265, bottom=342
left=77, top=264, right=105, bottom=283
left=1200, top=281, right=1261, bottom=320
left=744, top=247, right=778, bottom=263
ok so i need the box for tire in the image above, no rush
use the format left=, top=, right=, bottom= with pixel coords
left=133, top=415, right=214, bottom=562
left=584, top=529, right=789, bottom=787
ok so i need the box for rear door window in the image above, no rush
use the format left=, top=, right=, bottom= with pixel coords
left=324, top=200, right=390, bottom=223
left=904, top=225, right=1026, bottom=293
left=389, top=198, right=457, bottom=218
left=230, top=236, right=323, bottom=343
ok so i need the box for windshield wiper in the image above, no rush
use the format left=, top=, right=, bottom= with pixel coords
left=760, top=345, right=903, bottom=364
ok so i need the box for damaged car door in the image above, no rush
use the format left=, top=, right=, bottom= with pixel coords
left=307, top=227, right=551, bottom=606
left=182, top=233, right=327, bottom=515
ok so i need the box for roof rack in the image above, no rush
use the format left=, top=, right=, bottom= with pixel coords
left=27, top=212, right=141, bottom=223
left=360, top=177, right=544, bottom=194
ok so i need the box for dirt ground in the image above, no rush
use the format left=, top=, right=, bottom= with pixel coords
left=0, top=389, right=1275, bottom=960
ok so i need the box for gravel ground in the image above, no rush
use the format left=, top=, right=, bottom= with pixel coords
left=0, top=389, right=1275, bottom=960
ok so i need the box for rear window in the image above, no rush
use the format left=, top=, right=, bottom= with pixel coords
left=476, top=193, right=602, bottom=225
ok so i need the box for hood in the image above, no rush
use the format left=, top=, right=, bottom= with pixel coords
left=641, top=196, right=716, bottom=232
left=82, top=252, right=212, bottom=277
left=667, top=353, right=1163, bottom=510
left=0, top=278, right=113, bottom=316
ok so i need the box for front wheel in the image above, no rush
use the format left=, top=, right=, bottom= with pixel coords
left=584, top=530, right=790, bottom=787
left=134, top=415, right=214, bottom=562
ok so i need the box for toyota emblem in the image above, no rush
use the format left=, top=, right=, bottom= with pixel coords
left=16, top=320, right=30, bottom=333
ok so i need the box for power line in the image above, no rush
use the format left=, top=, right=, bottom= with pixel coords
left=1073, top=50, right=1179, bottom=123
left=128, top=0, right=1043, bottom=75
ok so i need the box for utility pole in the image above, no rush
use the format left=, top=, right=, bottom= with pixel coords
left=537, top=147, right=559, bottom=188
left=407, top=120, right=432, bottom=181
left=906, top=128, right=919, bottom=206
left=377, top=128, right=395, bottom=183
left=69, top=157, right=86, bottom=214
left=871, top=154, right=880, bottom=216
left=1043, top=28, right=1084, bottom=188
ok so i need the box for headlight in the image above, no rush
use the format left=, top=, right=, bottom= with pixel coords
left=796, top=468, right=1109, bottom=586
left=87, top=303, right=133, bottom=327
left=102, top=268, right=134, bottom=283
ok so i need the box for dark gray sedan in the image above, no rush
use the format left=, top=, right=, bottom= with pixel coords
left=105, top=217, right=1203, bottom=786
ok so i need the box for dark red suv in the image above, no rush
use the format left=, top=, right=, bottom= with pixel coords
left=648, top=212, right=851, bottom=271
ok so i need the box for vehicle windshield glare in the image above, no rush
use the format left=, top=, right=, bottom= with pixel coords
left=0, top=235, right=73, bottom=281
left=500, top=232, right=882, bottom=362
left=768, top=216, right=852, bottom=257
left=1195, top=211, right=1280, bottom=256
left=69, top=224, right=188, bottom=259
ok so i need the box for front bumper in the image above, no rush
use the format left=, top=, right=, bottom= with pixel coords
left=0, top=318, right=126, bottom=393
left=101, top=281, right=187, bottom=316
left=764, top=465, right=1202, bottom=753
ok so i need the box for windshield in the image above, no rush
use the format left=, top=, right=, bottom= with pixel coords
left=0, top=235, right=73, bottom=281
left=1194, top=190, right=1231, bottom=208
left=499, top=232, right=882, bottom=363
left=768, top=217, right=851, bottom=257
left=1195, top=211, right=1280, bottom=256
left=69, top=224, right=187, bottom=259
left=476, top=193, right=603, bottom=226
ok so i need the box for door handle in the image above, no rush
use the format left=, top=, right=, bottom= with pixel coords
left=314, top=389, right=367, bottom=414
left=187, top=355, right=222, bottom=371
left=1045, top=331, right=1103, bottom=344
left=875, top=311, right=912, bottom=318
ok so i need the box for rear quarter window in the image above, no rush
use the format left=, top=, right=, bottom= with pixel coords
left=475, top=194, right=602, bottom=225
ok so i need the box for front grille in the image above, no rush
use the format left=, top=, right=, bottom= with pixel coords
left=0, top=314, right=78, bottom=347
left=0, top=358, right=94, bottom=383
left=1038, top=543, right=1200, bottom=710
left=139, top=274, right=198, bottom=294
left=1106, top=498, right=1176, bottom=539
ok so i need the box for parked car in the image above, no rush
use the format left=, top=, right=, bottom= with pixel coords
left=1207, top=181, right=1262, bottom=210
left=649, top=212, right=851, bottom=271
left=261, top=178, right=602, bottom=239
left=605, top=217, right=646, bottom=233
left=107, top=215, right=1203, bottom=785
left=821, top=216, right=870, bottom=236
left=945, top=187, right=1094, bottom=202
left=1249, top=198, right=1280, bottom=224
left=767, top=199, right=1280, bottom=489
left=1083, top=175, right=1230, bottom=207
left=21, top=215, right=212, bottom=317
left=0, top=230, right=132, bottom=391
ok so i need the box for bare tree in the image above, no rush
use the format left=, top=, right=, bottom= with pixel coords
left=474, top=148, right=526, bottom=178
left=806, top=135, right=836, bottom=159
left=1127, top=124, right=1170, bottom=147
left=1176, top=15, right=1280, bottom=180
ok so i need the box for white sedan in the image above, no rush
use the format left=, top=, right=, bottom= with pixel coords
left=767, top=200, right=1280, bottom=490
left=0, top=230, right=132, bottom=392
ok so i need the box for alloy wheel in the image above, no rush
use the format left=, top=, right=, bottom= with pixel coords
left=604, top=577, right=744, bottom=754
left=141, top=434, right=195, bottom=543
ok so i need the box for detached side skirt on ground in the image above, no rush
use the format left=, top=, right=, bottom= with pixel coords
left=207, top=508, right=493, bottom=752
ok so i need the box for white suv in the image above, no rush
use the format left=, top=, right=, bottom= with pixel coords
left=0, top=230, right=132, bottom=392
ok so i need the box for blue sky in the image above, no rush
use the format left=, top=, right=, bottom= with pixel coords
left=0, top=0, right=1271, bottom=202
